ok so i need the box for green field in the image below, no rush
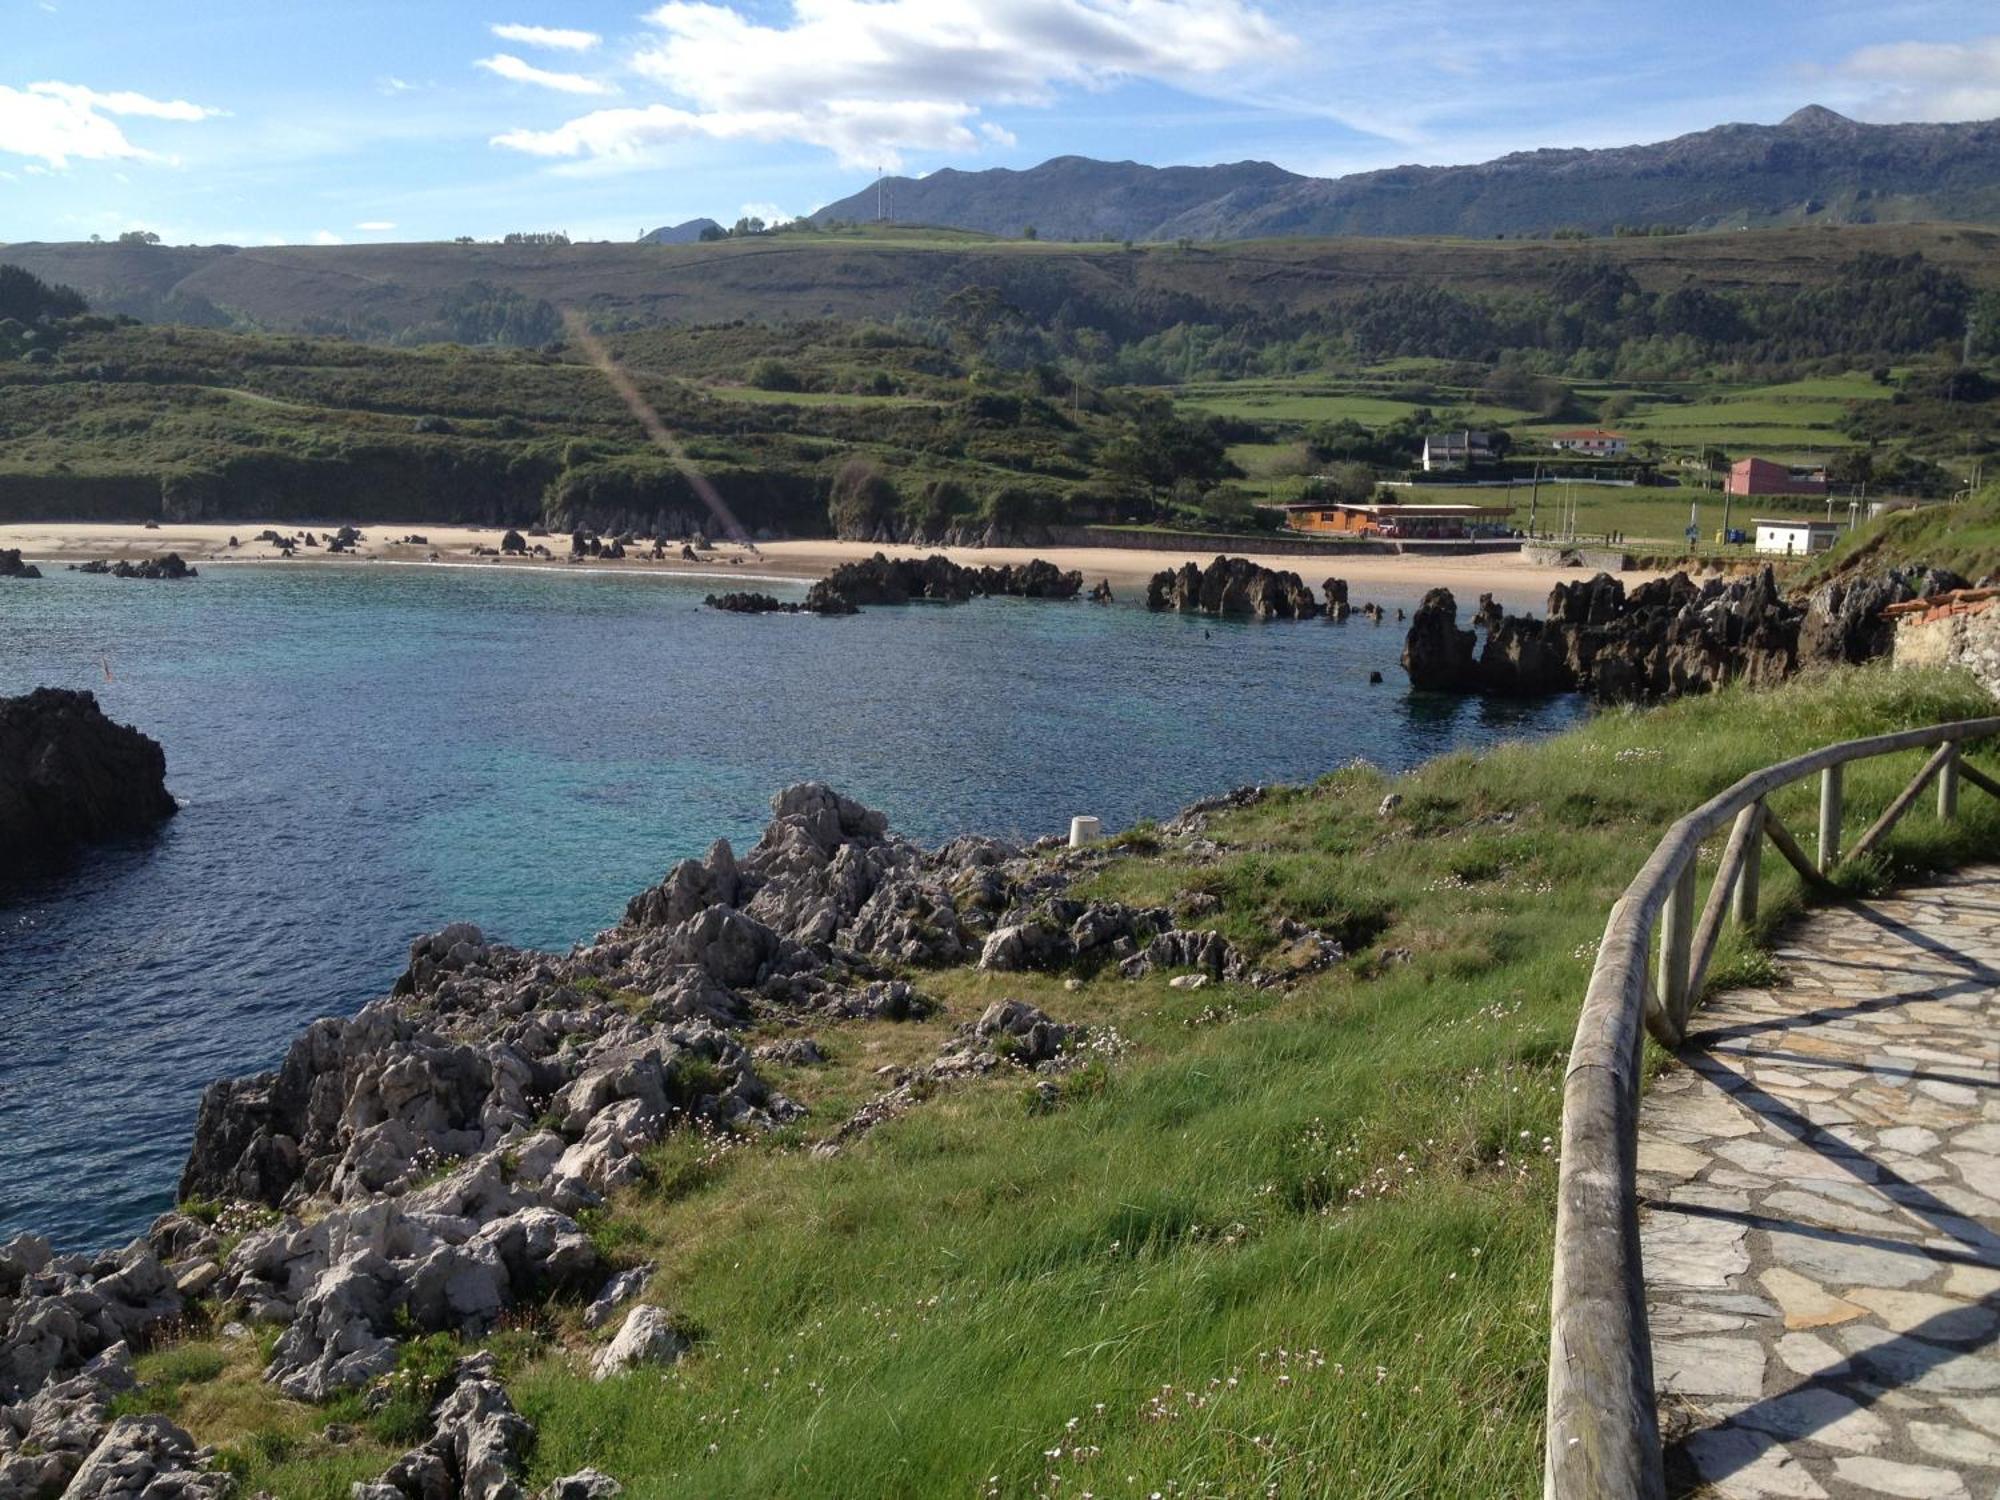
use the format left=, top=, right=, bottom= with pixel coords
left=1171, top=361, right=1947, bottom=542
left=1520, top=374, right=1893, bottom=460
left=1172, top=374, right=1537, bottom=433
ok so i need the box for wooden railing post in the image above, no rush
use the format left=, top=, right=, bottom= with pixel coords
left=1939, top=744, right=1960, bottom=822
left=1656, top=859, right=1696, bottom=1041
left=1732, top=800, right=1763, bottom=927
left=1818, top=764, right=1843, bottom=873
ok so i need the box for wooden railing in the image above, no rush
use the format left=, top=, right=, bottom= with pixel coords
left=1544, top=716, right=2000, bottom=1500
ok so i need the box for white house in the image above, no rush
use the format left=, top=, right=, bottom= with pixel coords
left=1549, top=428, right=1630, bottom=457
left=1753, top=518, right=1841, bottom=557
left=1420, top=430, right=1494, bottom=473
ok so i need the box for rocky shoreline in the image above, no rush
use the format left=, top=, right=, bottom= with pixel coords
left=0, top=780, right=1331, bottom=1499
left=2, top=557, right=1961, bottom=1497
left=1401, top=564, right=1973, bottom=701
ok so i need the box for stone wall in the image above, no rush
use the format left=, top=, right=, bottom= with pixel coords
left=1521, top=543, right=1634, bottom=572
left=1892, top=599, right=2000, bottom=699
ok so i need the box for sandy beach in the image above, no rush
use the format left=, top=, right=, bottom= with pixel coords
left=0, top=521, right=1637, bottom=609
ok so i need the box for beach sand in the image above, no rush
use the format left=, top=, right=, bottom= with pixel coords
left=0, top=521, right=1643, bottom=610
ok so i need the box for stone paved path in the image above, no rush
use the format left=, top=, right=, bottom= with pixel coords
left=1642, top=865, right=2000, bottom=1500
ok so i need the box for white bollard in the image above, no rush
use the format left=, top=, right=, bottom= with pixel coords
left=1069, top=815, right=1103, bottom=849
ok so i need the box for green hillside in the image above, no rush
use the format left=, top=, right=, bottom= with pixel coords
left=1811, top=482, right=2000, bottom=582
left=2, top=222, right=1996, bottom=342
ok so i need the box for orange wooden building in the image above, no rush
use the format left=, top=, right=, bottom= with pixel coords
left=1281, top=501, right=1514, bottom=539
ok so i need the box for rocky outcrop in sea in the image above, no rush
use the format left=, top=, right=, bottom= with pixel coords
left=705, top=554, right=1084, bottom=615
left=813, top=552, right=1083, bottom=606
left=703, top=590, right=857, bottom=617
left=0, top=550, right=40, bottom=580
left=0, top=689, right=178, bottom=874
left=1145, top=557, right=1320, bottom=619
left=1401, top=566, right=1968, bottom=701
left=74, top=555, right=197, bottom=580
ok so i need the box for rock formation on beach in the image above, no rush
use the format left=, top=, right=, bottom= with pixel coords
left=0, top=550, right=40, bottom=580
left=0, top=689, right=178, bottom=873
left=1145, top=557, right=1321, bottom=620
left=1401, top=566, right=1970, bottom=701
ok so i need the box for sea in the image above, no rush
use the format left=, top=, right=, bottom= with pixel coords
left=0, top=562, right=1582, bottom=1249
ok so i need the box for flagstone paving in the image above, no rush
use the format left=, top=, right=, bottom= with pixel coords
left=1642, top=865, right=2000, bottom=1500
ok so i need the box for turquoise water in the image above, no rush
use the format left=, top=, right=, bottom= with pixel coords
left=0, top=563, right=1581, bottom=1249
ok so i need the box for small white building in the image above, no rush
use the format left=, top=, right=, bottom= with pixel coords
left=1549, top=428, right=1630, bottom=457
left=1753, top=518, right=1841, bottom=556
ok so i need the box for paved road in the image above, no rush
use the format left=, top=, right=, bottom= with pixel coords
left=1640, top=866, right=2000, bottom=1500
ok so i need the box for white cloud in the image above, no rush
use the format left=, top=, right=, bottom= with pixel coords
left=356, top=220, right=397, bottom=231
left=0, top=81, right=220, bottom=167
left=491, top=22, right=601, bottom=51
left=1828, top=35, right=2000, bottom=123
left=311, top=229, right=342, bottom=245
left=494, top=0, right=1287, bottom=169
left=737, top=200, right=794, bottom=224
left=27, top=82, right=220, bottom=121
left=476, top=53, right=616, bottom=96
left=979, top=120, right=1017, bottom=147
left=495, top=98, right=980, bottom=168
left=378, top=75, right=419, bottom=94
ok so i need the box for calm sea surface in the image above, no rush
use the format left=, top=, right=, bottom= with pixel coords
left=0, top=563, right=1581, bottom=1249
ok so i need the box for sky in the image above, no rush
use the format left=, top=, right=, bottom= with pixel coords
left=1, top=0, right=1997, bottom=246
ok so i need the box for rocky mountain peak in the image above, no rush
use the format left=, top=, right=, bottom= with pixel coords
left=1780, top=104, right=1859, bottom=131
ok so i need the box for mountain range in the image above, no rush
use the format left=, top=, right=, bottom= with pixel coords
left=807, top=107, right=2000, bottom=241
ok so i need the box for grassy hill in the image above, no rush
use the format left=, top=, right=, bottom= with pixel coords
left=124, top=665, right=2000, bottom=1498
left=3, top=223, right=1996, bottom=340
left=1810, top=482, right=2000, bottom=583
left=2, top=224, right=1993, bottom=543
left=0, top=319, right=1133, bottom=532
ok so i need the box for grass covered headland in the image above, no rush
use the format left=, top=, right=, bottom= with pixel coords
left=121, top=666, right=2000, bottom=1498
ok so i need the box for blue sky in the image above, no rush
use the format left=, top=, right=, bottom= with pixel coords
left=2, top=0, right=1997, bottom=246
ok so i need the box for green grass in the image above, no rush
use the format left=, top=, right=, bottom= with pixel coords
left=154, top=664, right=2000, bottom=1500
left=1519, top=377, right=1889, bottom=460
left=1807, top=481, right=2000, bottom=582
left=1176, top=383, right=1442, bottom=427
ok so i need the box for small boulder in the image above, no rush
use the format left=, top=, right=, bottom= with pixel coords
left=591, top=1305, right=688, bottom=1381
left=540, top=1472, right=623, bottom=1500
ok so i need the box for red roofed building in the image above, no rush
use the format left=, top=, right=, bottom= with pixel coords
left=1727, top=457, right=1827, bottom=498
